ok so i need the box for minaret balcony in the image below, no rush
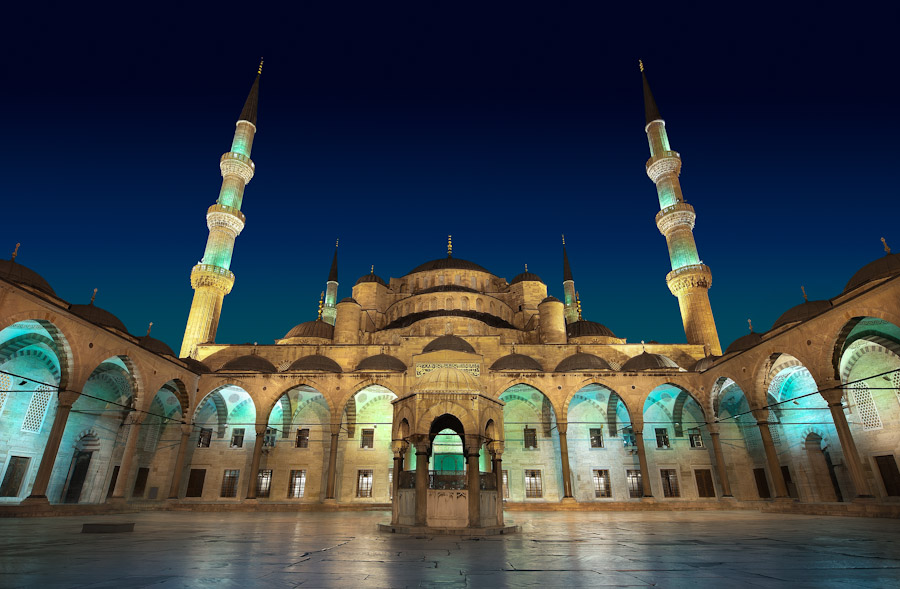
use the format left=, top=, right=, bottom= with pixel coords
left=206, top=204, right=246, bottom=235
left=655, top=202, right=696, bottom=235
left=219, top=151, right=255, bottom=183
left=646, top=150, right=681, bottom=183
left=665, top=264, right=712, bottom=295
left=190, top=263, right=236, bottom=293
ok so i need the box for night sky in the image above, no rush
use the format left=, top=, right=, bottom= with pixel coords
left=4, top=4, right=897, bottom=354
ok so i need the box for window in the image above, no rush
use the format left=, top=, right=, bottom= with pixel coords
left=221, top=469, right=240, bottom=497
left=852, top=382, right=883, bottom=430
left=288, top=470, right=306, bottom=498
left=626, top=469, right=643, bottom=498
left=753, top=467, right=771, bottom=499
left=296, top=428, right=310, bottom=448
left=107, top=466, right=120, bottom=499
left=197, top=428, right=212, bottom=448
left=590, top=428, right=604, bottom=448
left=660, top=469, right=680, bottom=497
left=256, top=469, right=272, bottom=498
left=524, top=470, right=542, bottom=498
left=361, top=429, right=375, bottom=449
left=695, top=469, right=716, bottom=498
left=523, top=427, right=537, bottom=449
left=875, top=455, right=900, bottom=496
left=230, top=428, right=245, bottom=449
left=132, top=467, right=150, bottom=497
left=21, top=386, right=53, bottom=434
left=186, top=469, right=206, bottom=497
left=622, top=427, right=636, bottom=447
left=689, top=429, right=704, bottom=448
left=0, top=456, right=30, bottom=497
left=263, top=428, right=277, bottom=448
left=592, top=469, right=612, bottom=498
left=655, top=428, right=670, bottom=449
left=502, top=470, right=509, bottom=499
left=357, top=469, right=374, bottom=497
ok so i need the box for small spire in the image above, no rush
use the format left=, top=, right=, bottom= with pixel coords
left=882, top=237, right=891, bottom=255
left=146, top=322, right=153, bottom=337
left=561, top=234, right=565, bottom=245
left=641, top=61, right=663, bottom=125
left=257, top=57, right=264, bottom=76
left=90, top=288, right=98, bottom=305
left=641, top=340, right=646, bottom=352
left=638, top=59, right=644, bottom=72
left=576, top=292, right=583, bottom=320
left=317, top=291, right=324, bottom=320
left=238, top=65, right=261, bottom=126
left=524, top=263, right=528, bottom=273
left=562, top=236, right=574, bottom=282
left=747, top=319, right=754, bottom=333
left=370, top=264, right=375, bottom=274
left=11, top=243, right=20, bottom=262
left=447, top=235, right=453, bottom=258
left=328, top=240, right=339, bottom=282
left=801, top=285, right=808, bottom=302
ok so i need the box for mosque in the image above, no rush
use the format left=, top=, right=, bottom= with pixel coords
left=1, top=62, right=899, bottom=527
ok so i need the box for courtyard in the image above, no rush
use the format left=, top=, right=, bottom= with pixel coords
left=0, top=510, right=898, bottom=587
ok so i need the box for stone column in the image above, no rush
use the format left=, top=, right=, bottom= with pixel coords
left=324, top=430, right=340, bottom=500
left=168, top=424, right=194, bottom=499
left=245, top=426, right=267, bottom=500
left=414, top=440, right=430, bottom=526
left=390, top=444, right=405, bottom=525
left=466, top=447, right=481, bottom=528
left=557, top=422, right=575, bottom=501
left=634, top=429, right=654, bottom=498
left=821, top=386, right=874, bottom=499
left=753, top=408, right=789, bottom=498
left=24, top=390, right=80, bottom=503
left=110, top=413, right=145, bottom=501
left=708, top=425, right=733, bottom=497
left=492, top=450, right=504, bottom=525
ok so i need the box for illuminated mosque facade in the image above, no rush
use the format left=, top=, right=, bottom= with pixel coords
left=1, top=64, right=899, bottom=525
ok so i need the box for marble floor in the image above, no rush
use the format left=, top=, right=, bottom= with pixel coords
left=0, top=510, right=898, bottom=588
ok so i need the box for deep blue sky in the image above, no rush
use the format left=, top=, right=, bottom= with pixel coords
left=3, top=4, right=897, bottom=354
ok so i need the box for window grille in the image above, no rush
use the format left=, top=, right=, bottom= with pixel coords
left=197, top=428, right=212, bottom=448
left=0, top=456, right=30, bottom=497
left=770, top=423, right=782, bottom=446
left=852, top=382, right=883, bottom=430
left=230, top=428, right=245, bottom=448
left=523, top=427, right=537, bottom=449
left=361, top=429, right=375, bottom=449
left=592, top=469, right=612, bottom=498
left=21, top=385, right=53, bottom=434
left=220, top=469, right=240, bottom=497
left=263, top=428, right=277, bottom=447
left=660, top=469, right=680, bottom=497
left=626, top=469, right=643, bottom=498
left=256, top=469, right=272, bottom=498
left=288, top=470, right=306, bottom=498
left=655, top=428, right=670, bottom=448
left=296, top=428, right=310, bottom=448
left=0, top=373, right=10, bottom=417
left=144, top=418, right=161, bottom=452
left=502, top=470, right=509, bottom=498
left=590, top=428, right=604, bottom=448
left=357, top=469, right=374, bottom=497
left=524, top=469, right=542, bottom=498
left=689, top=428, right=703, bottom=448
left=892, top=372, right=900, bottom=406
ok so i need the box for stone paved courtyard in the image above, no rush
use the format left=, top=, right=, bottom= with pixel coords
left=1, top=510, right=899, bottom=587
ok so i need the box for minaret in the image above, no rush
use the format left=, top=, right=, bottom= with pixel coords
left=179, top=62, right=261, bottom=358
left=641, top=61, right=722, bottom=355
left=322, top=240, right=339, bottom=326
left=562, top=235, right=578, bottom=324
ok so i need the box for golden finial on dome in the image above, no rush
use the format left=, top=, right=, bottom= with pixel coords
left=317, top=291, right=324, bottom=320
left=561, top=234, right=566, bottom=245
left=90, top=288, right=98, bottom=305
left=882, top=237, right=891, bottom=255
left=747, top=318, right=754, bottom=333
left=639, top=59, right=644, bottom=72
left=370, top=264, right=374, bottom=274
left=11, top=243, right=20, bottom=262
left=447, top=235, right=452, bottom=257
left=801, top=285, right=808, bottom=302
left=146, top=322, right=153, bottom=336
left=257, top=58, right=264, bottom=75
left=524, top=263, right=528, bottom=272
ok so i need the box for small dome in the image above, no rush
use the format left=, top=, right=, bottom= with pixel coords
left=772, top=300, right=833, bottom=329
left=355, top=273, right=387, bottom=286
left=567, top=320, right=616, bottom=338
left=540, top=296, right=560, bottom=304
left=0, top=259, right=56, bottom=295
left=283, top=319, right=334, bottom=340
left=491, top=353, right=543, bottom=371
left=288, top=354, right=342, bottom=372
left=407, top=257, right=492, bottom=275
left=218, top=355, right=276, bottom=372
left=179, top=357, right=210, bottom=374
left=725, top=332, right=764, bottom=355
left=414, top=365, right=481, bottom=392
left=339, top=297, right=359, bottom=304
left=139, top=335, right=175, bottom=357
left=692, top=355, right=721, bottom=372
left=844, top=253, right=900, bottom=293
left=555, top=353, right=612, bottom=372
left=621, top=352, right=680, bottom=371
left=357, top=354, right=407, bottom=371
left=423, top=334, right=476, bottom=354
left=510, top=271, right=544, bottom=285
left=70, top=303, right=129, bottom=333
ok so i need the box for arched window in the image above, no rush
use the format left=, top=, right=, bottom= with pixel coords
left=461, top=297, right=469, bottom=311
left=490, top=301, right=496, bottom=314
left=454, top=274, right=460, bottom=285
left=446, top=297, right=454, bottom=310
left=476, top=298, right=483, bottom=312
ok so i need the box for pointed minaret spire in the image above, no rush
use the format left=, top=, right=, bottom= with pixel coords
left=322, top=240, right=339, bottom=326
left=562, top=235, right=578, bottom=323
left=180, top=67, right=260, bottom=358
left=642, top=62, right=722, bottom=355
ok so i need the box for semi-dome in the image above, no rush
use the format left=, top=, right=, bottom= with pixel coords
left=555, top=353, right=612, bottom=372
left=139, top=335, right=175, bottom=357
left=339, top=297, right=359, bottom=304
left=490, top=353, right=543, bottom=371
left=772, top=300, right=833, bottom=329
left=423, top=334, right=476, bottom=354
left=0, top=259, right=56, bottom=296
left=288, top=354, right=342, bottom=372
left=566, top=320, right=616, bottom=338
left=407, top=257, right=491, bottom=275
left=692, top=355, right=721, bottom=372
left=180, top=357, right=210, bottom=374
left=414, top=365, right=481, bottom=392
left=70, top=303, right=129, bottom=333
left=356, top=354, right=407, bottom=372
left=725, top=332, right=763, bottom=355
left=283, top=319, right=334, bottom=340
left=218, top=355, right=276, bottom=372
left=540, top=296, right=560, bottom=303
left=621, top=352, right=680, bottom=371
left=844, top=253, right=900, bottom=293
left=355, top=273, right=387, bottom=286
left=510, top=271, right=543, bottom=285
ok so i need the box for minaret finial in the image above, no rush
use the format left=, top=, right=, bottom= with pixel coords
left=90, top=288, right=98, bottom=305
left=370, top=265, right=375, bottom=274
left=641, top=340, right=646, bottom=352
left=335, top=238, right=339, bottom=248
left=576, top=291, right=582, bottom=320
left=11, top=243, right=20, bottom=262
left=882, top=237, right=891, bottom=255
left=447, top=235, right=452, bottom=257
left=146, top=322, right=153, bottom=337
left=561, top=234, right=566, bottom=246
left=638, top=59, right=644, bottom=72
left=748, top=319, right=753, bottom=333
left=801, top=285, right=808, bottom=302
left=317, top=291, right=324, bottom=320
left=258, top=58, right=264, bottom=76
left=524, top=263, right=528, bottom=272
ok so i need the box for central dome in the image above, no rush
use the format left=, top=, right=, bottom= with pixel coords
left=414, top=365, right=481, bottom=393
left=407, top=257, right=492, bottom=275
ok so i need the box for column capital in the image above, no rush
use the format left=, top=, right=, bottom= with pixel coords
left=58, top=389, right=81, bottom=407
left=819, top=381, right=845, bottom=405
left=254, top=423, right=268, bottom=436
left=750, top=407, right=770, bottom=422
left=556, top=421, right=568, bottom=435
left=180, top=424, right=194, bottom=436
